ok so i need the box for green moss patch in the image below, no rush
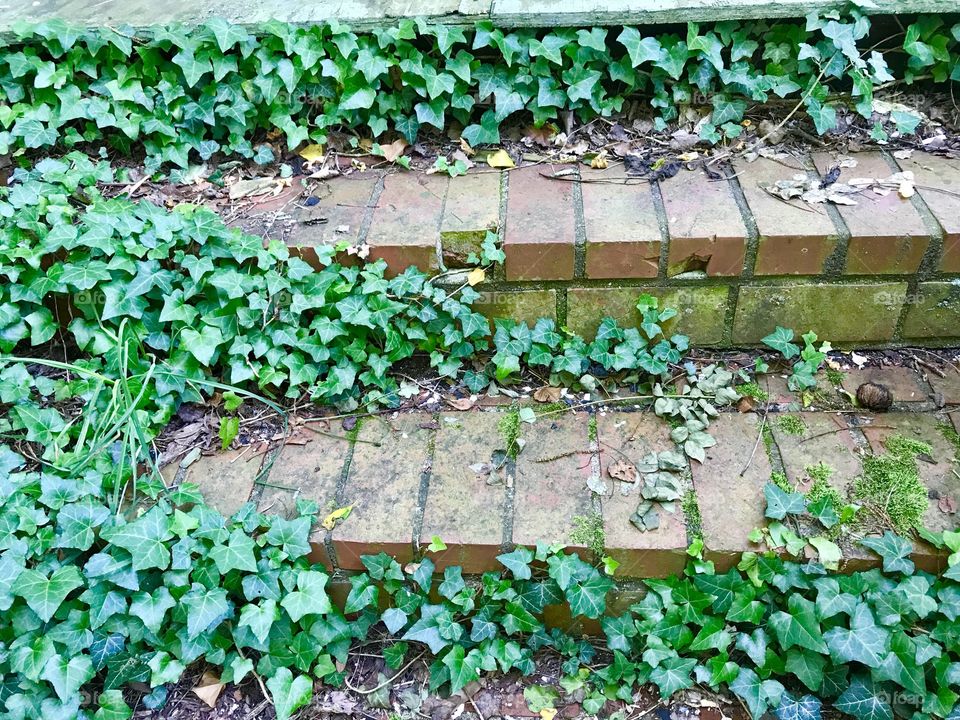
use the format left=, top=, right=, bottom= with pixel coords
left=853, top=434, right=931, bottom=535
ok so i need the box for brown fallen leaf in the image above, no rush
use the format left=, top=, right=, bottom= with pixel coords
left=448, top=396, right=475, bottom=410
left=737, top=396, right=756, bottom=413
left=608, top=459, right=638, bottom=483
left=193, top=671, right=224, bottom=709
left=459, top=136, right=476, bottom=157
left=939, top=495, right=957, bottom=514
left=522, top=124, right=557, bottom=147
left=380, top=138, right=408, bottom=163
left=533, top=386, right=562, bottom=403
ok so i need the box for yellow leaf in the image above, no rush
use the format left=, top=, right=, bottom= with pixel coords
left=298, top=143, right=325, bottom=163
left=322, top=504, right=354, bottom=530
left=590, top=150, right=608, bottom=169
left=486, top=149, right=515, bottom=168
left=541, top=709, right=558, bottom=720
left=467, top=268, right=485, bottom=286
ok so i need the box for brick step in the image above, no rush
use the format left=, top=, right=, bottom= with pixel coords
left=257, top=150, right=960, bottom=347
left=163, top=368, right=960, bottom=580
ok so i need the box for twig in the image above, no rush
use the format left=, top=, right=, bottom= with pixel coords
left=802, top=424, right=895, bottom=443
left=739, top=412, right=767, bottom=477
left=344, top=653, right=425, bottom=695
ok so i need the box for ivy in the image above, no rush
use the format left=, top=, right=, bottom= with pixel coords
left=0, top=13, right=957, bottom=167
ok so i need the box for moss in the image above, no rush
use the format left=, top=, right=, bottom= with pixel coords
left=588, top=415, right=598, bottom=443
left=498, top=409, right=521, bottom=460
left=852, top=434, right=930, bottom=535
left=806, top=477, right=843, bottom=510
left=738, top=382, right=769, bottom=402
left=806, top=462, right=834, bottom=486
left=776, top=415, right=806, bottom=436
left=825, top=368, right=845, bottom=386
left=937, top=421, right=960, bottom=461
left=762, top=425, right=775, bottom=459
left=535, top=401, right=567, bottom=416
left=570, top=512, right=605, bottom=557
left=771, top=471, right=793, bottom=493
left=681, top=491, right=703, bottom=541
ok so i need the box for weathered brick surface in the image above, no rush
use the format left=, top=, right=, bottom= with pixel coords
left=596, top=413, right=688, bottom=578
left=901, top=281, right=960, bottom=339
left=732, top=282, right=907, bottom=343
left=160, top=449, right=259, bottom=518
left=420, top=412, right=508, bottom=572
left=504, top=165, right=576, bottom=280
left=581, top=166, right=661, bottom=279
left=893, top=152, right=960, bottom=272
left=257, top=434, right=351, bottom=567
left=929, top=371, right=960, bottom=405
left=841, top=367, right=931, bottom=405
left=660, top=168, right=747, bottom=277
left=735, top=158, right=838, bottom=275
left=513, top=413, right=594, bottom=551
left=473, top=289, right=556, bottom=327
left=566, top=286, right=729, bottom=344
left=813, top=153, right=929, bottom=275
left=691, top=413, right=771, bottom=570
left=441, top=171, right=501, bottom=268
left=332, top=416, right=431, bottom=570
left=366, top=172, right=443, bottom=274
left=287, top=175, right=378, bottom=267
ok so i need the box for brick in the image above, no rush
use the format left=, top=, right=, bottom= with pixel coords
left=596, top=413, right=688, bottom=578
left=581, top=166, right=661, bottom=279
left=440, top=171, right=501, bottom=268
left=513, top=413, right=594, bottom=551
left=504, top=165, right=575, bottom=280
left=366, top=172, right=443, bottom=274
left=332, top=416, right=431, bottom=570
left=892, top=152, right=960, bottom=272
left=473, top=289, right=556, bottom=327
left=566, top=286, right=729, bottom=344
left=257, top=434, right=351, bottom=568
left=692, top=414, right=771, bottom=571
left=734, top=158, right=838, bottom=275
left=928, top=371, right=960, bottom=405
left=760, top=370, right=847, bottom=410
left=841, top=367, right=931, bottom=405
left=287, top=175, right=378, bottom=267
left=901, top=281, right=960, bottom=340
left=732, top=282, right=906, bottom=344
left=420, top=412, right=508, bottom=572
left=160, top=449, right=259, bottom=518
left=660, top=167, right=747, bottom=277
left=813, top=153, right=929, bottom=274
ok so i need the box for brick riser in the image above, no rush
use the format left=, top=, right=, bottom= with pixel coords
left=166, top=369, right=960, bottom=585
left=275, top=150, right=960, bottom=347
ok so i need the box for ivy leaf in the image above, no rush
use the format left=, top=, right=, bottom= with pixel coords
left=731, top=667, right=785, bottom=720
left=497, top=548, right=533, bottom=579
left=824, top=603, right=889, bottom=668
left=761, top=327, right=799, bottom=358
left=775, top=693, right=822, bottom=720
left=764, top=483, right=807, bottom=520
left=182, top=584, right=232, bottom=639
left=267, top=667, right=314, bottom=720
left=650, top=656, right=696, bottom=698
left=860, top=532, right=915, bottom=574
left=770, top=595, right=827, bottom=654
left=834, top=676, right=892, bottom=720
left=239, top=599, right=280, bottom=644
left=566, top=571, right=612, bottom=619
left=209, top=528, right=258, bottom=575
left=443, top=645, right=481, bottom=694
left=281, top=570, right=332, bottom=622
left=101, top=506, right=173, bottom=571
left=15, top=566, right=83, bottom=622
left=41, top=653, right=95, bottom=702
left=618, top=28, right=664, bottom=66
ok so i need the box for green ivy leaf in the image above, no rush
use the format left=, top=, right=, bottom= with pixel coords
left=267, top=667, right=314, bottom=720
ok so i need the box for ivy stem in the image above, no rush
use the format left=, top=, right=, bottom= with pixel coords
left=343, top=652, right=425, bottom=695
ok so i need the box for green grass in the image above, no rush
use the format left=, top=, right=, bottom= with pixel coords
left=853, top=434, right=931, bottom=535
left=738, top=382, right=769, bottom=402
left=776, top=415, right=807, bottom=436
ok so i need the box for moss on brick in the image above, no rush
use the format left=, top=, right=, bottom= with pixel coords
left=777, top=415, right=806, bottom=436
left=853, top=434, right=931, bottom=535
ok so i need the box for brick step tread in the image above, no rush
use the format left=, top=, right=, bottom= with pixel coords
left=164, top=369, right=960, bottom=579
left=253, top=150, right=960, bottom=347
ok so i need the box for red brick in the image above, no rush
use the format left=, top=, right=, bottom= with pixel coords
left=257, top=433, right=351, bottom=569
left=840, top=366, right=931, bottom=405
left=595, top=413, right=689, bottom=578
left=734, top=158, right=838, bottom=275
left=366, top=172, right=443, bottom=274
left=287, top=175, right=378, bottom=268
left=420, top=412, right=508, bottom=572
left=813, top=153, right=929, bottom=274
left=928, top=370, right=960, bottom=405
left=332, top=416, right=431, bottom=570
left=160, top=449, right=260, bottom=518
left=691, top=414, right=771, bottom=571
left=504, top=165, right=575, bottom=280
left=660, top=167, right=747, bottom=277
left=513, top=413, right=594, bottom=551
left=581, top=166, right=661, bottom=279
left=440, top=170, right=501, bottom=268
left=892, top=153, right=960, bottom=272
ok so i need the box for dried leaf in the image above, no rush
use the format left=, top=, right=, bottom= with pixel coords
left=590, top=150, right=609, bottom=169
left=541, top=709, right=558, bottom=720
left=193, top=671, right=224, bottom=709
left=229, top=177, right=284, bottom=200
left=298, top=143, right=325, bottom=163
left=939, top=495, right=957, bottom=514
left=321, top=504, right=354, bottom=530
left=486, top=149, right=516, bottom=168
left=380, top=138, right=409, bottom=162
left=448, top=396, right=475, bottom=410
left=608, top=459, right=638, bottom=483
left=467, top=267, right=485, bottom=286
left=533, top=386, right=562, bottom=403
left=459, top=137, right=476, bottom=157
